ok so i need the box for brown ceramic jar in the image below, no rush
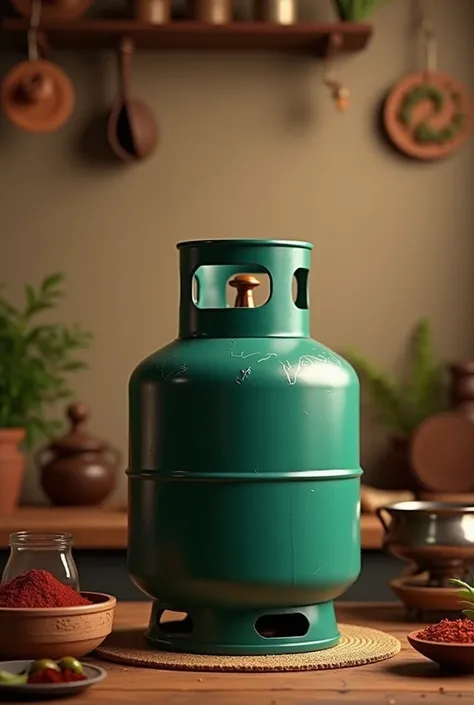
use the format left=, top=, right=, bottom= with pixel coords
left=36, top=403, right=121, bottom=506
left=449, top=361, right=474, bottom=420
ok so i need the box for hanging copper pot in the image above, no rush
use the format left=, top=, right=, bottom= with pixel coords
left=1, top=59, right=75, bottom=134
left=1, top=0, right=75, bottom=134
left=107, top=37, right=158, bottom=162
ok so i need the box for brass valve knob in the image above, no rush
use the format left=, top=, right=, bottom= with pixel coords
left=229, top=275, right=260, bottom=308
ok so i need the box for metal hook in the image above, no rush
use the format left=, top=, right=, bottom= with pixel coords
left=322, top=33, right=349, bottom=112
left=422, top=21, right=438, bottom=74
left=27, top=0, right=42, bottom=62
left=415, top=0, right=438, bottom=75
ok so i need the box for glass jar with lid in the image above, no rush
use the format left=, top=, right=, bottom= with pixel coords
left=1, top=532, right=80, bottom=590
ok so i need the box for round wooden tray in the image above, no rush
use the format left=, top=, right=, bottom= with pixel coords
left=384, top=71, right=472, bottom=160
left=390, top=575, right=461, bottom=614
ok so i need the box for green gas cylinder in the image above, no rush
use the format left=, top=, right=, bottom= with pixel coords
left=128, top=239, right=361, bottom=655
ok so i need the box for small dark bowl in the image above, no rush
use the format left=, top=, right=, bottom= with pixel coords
left=408, top=630, right=474, bottom=672
left=0, top=660, right=106, bottom=700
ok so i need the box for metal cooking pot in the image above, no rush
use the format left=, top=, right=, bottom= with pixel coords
left=377, top=501, right=474, bottom=583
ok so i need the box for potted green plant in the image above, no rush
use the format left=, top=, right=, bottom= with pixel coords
left=0, top=273, right=92, bottom=516
left=346, top=319, right=446, bottom=490
left=333, top=0, right=390, bottom=21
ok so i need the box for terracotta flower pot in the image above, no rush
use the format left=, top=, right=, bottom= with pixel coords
left=0, top=429, right=25, bottom=516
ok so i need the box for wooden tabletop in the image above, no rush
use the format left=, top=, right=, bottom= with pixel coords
left=54, top=601, right=469, bottom=704
left=0, top=509, right=382, bottom=550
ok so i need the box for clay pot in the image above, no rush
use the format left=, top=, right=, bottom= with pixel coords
left=36, top=403, right=121, bottom=507
left=188, top=0, right=232, bottom=23
left=379, top=435, right=420, bottom=492
left=0, top=429, right=25, bottom=517
left=132, top=0, right=171, bottom=22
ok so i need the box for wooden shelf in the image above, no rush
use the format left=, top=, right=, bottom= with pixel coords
left=1, top=19, right=372, bottom=54
left=0, top=507, right=127, bottom=550
left=0, top=507, right=382, bottom=550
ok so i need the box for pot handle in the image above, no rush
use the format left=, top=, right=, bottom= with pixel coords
left=376, top=506, right=392, bottom=533
left=105, top=447, right=123, bottom=469
left=34, top=445, right=53, bottom=470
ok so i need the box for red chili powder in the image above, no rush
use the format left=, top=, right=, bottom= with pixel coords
left=28, top=668, right=87, bottom=684
left=28, top=668, right=63, bottom=684
left=417, top=618, right=474, bottom=643
left=0, top=569, right=92, bottom=609
left=61, top=669, right=87, bottom=683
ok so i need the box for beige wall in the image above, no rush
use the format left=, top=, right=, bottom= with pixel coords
left=1, top=0, right=474, bottom=504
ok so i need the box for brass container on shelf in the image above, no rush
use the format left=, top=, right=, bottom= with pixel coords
left=132, top=0, right=171, bottom=23
left=189, top=0, right=232, bottom=23
left=254, top=0, right=297, bottom=25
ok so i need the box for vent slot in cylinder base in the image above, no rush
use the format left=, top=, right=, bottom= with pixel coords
left=147, top=602, right=340, bottom=655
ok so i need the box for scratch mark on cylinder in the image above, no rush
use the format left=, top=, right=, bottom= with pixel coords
left=165, top=365, right=188, bottom=379
left=229, top=345, right=278, bottom=363
left=157, top=356, right=175, bottom=377
left=257, top=353, right=278, bottom=363
left=312, top=565, right=326, bottom=576
left=235, top=367, right=252, bottom=384
left=280, top=355, right=321, bottom=385
left=157, top=356, right=188, bottom=379
left=231, top=350, right=262, bottom=360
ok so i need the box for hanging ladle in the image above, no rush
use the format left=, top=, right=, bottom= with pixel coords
left=107, top=37, right=158, bottom=163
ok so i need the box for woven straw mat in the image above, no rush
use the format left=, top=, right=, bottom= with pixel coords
left=95, top=624, right=401, bottom=672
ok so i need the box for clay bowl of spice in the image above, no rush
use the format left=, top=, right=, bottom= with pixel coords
left=408, top=579, right=474, bottom=671
left=0, top=570, right=116, bottom=660
left=408, top=619, right=474, bottom=672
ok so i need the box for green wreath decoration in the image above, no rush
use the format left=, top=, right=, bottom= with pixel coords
left=398, top=83, right=465, bottom=145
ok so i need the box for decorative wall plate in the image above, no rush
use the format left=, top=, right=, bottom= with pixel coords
left=410, top=411, right=474, bottom=493
left=383, top=71, right=472, bottom=160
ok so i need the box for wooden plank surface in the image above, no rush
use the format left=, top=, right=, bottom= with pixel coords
left=0, top=509, right=382, bottom=550
left=0, top=507, right=127, bottom=549
left=53, top=602, right=471, bottom=704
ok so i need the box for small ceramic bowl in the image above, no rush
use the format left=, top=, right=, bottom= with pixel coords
left=0, top=660, right=106, bottom=699
left=0, top=592, right=116, bottom=660
left=408, top=630, right=474, bottom=672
